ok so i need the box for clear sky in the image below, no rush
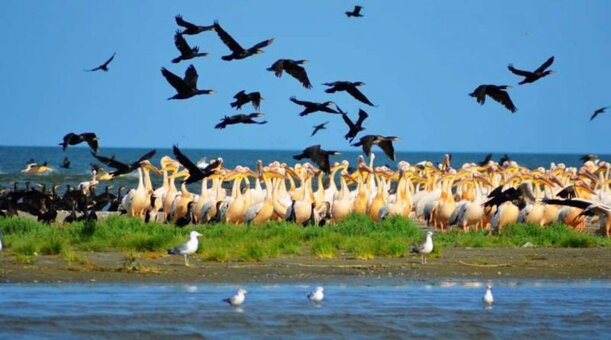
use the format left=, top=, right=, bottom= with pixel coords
left=0, top=0, right=609, bottom=154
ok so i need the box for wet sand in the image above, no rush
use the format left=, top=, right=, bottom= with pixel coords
left=1, top=247, right=609, bottom=284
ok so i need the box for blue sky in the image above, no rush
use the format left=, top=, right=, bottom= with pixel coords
left=0, top=0, right=609, bottom=153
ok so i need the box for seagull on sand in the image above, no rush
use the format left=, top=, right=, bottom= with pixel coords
left=307, top=286, right=325, bottom=303
left=224, top=289, right=247, bottom=306
left=167, top=230, right=202, bottom=266
left=483, top=284, right=494, bottom=306
left=410, top=230, right=433, bottom=264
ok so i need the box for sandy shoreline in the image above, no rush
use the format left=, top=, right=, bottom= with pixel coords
left=1, top=247, right=609, bottom=284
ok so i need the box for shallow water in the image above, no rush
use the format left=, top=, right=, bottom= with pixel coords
left=0, top=280, right=609, bottom=338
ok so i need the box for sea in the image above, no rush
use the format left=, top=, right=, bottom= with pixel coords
left=0, top=280, right=609, bottom=338
left=1, top=146, right=608, bottom=194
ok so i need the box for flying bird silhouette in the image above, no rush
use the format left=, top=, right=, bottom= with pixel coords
left=215, top=113, right=267, bottom=129
left=469, top=84, right=517, bottom=113
left=323, top=81, right=375, bottom=106
left=92, top=149, right=156, bottom=178
left=172, top=31, right=209, bottom=63
left=231, top=91, right=263, bottom=111
left=267, top=59, right=312, bottom=89
left=85, top=53, right=116, bottom=72
left=175, top=15, right=214, bottom=35
left=172, top=145, right=221, bottom=184
left=213, top=21, right=274, bottom=61
left=311, top=122, right=329, bottom=137
left=337, top=105, right=368, bottom=142
left=293, top=145, right=340, bottom=173
left=352, top=135, right=400, bottom=161
left=508, top=56, right=555, bottom=85
left=60, top=132, right=99, bottom=153
left=161, top=65, right=215, bottom=100
left=590, top=106, right=607, bottom=121
left=289, top=97, right=338, bottom=116
left=346, top=5, right=363, bottom=17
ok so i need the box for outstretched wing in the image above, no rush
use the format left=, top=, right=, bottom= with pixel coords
left=214, top=21, right=244, bottom=53
left=102, top=53, right=115, bottom=67
left=249, top=38, right=274, bottom=52
left=346, top=86, right=374, bottom=106
left=81, top=133, right=99, bottom=153
left=341, top=113, right=356, bottom=130
left=184, top=65, right=199, bottom=89
left=284, top=63, right=312, bottom=89
left=161, top=67, right=191, bottom=93
left=175, top=15, right=197, bottom=30
left=507, top=64, right=531, bottom=77
left=172, top=145, right=202, bottom=176
left=535, top=56, right=554, bottom=73
left=174, top=31, right=192, bottom=55
left=290, top=96, right=312, bottom=106
left=91, top=152, right=127, bottom=171
left=377, top=140, right=396, bottom=161
left=355, top=109, right=369, bottom=126
left=487, top=88, right=517, bottom=113
left=137, top=149, right=156, bottom=163
left=542, top=198, right=591, bottom=210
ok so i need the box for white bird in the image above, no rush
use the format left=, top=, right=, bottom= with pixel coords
left=307, top=286, right=324, bottom=303
left=167, top=230, right=202, bottom=266
left=410, top=230, right=433, bottom=264
left=483, top=284, right=494, bottom=306
left=224, top=289, right=247, bottom=306
left=0, top=228, right=3, bottom=251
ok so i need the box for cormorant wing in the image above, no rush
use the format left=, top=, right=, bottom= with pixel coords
left=354, top=5, right=362, bottom=14
left=284, top=63, right=312, bottom=89
left=175, top=15, right=198, bottom=30
left=101, top=53, right=115, bottom=67
left=213, top=22, right=244, bottom=53
left=487, top=88, right=517, bottom=113
left=183, top=64, right=199, bottom=89
left=289, top=97, right=312, bottom=106
left=534, top=56, right=554, bottom=73
left=248, top=38, right=274, bottom=52
left=172, top=145, right=203, bottom=177
left=346, top=85, right=374, bottom=106
left=233, top=90, right=246, bottom=99
left=61, top=133, right=77, bottom=150
left=80, top=132, right=99, bottom=153
left=174, top=31, right=193, bottom=55
left=354, top=136, right=373, bottom=156
left=542, top=198, right=592, bottom=210
left=136, top=149, right=156, bottom=163
left=377, top=139, right=396, bottom=161
left=507, top=65, right=531, bottom=77
left=250, top=92, right=262, bottom=110
left=355, top=109, right=369, bottom=126
left=91, top=152, right=128, bottom=172
left=478, top=153, right=492, bottom=166
left=161, top=67, right=191, bottom=93
left=341, top=113, right=356, bottom=130
left=590, top=107, right=607, bottom=121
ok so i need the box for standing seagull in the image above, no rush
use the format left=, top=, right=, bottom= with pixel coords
left=224, top=289, right=247, bottom=306
left=85, top=53, right=116, bottom=72
left=483, top=284, right=494, bottom=306
left=213, top=21, right=274, bottom=61
left=167, top=230, right=203, bottom=267
left=323, top=81, right=375, bottom=106
left=267, top=59, right=312, bottom=89
left=469, top=84, right=517, bottom=113
left=311, top=122, right=329, bottom=137
left=307, top=286, right=325, bottom=303
left=508, top=56, right=555, bottom=85
left=171, top=31, right=209, bottom=63
left=590, top=106, right=607, bottom=121
left=346, top=5, right=363, bottom=17
left=410, top=230, right=433, bottom=264
left=161, top=65, right=215, bottom=100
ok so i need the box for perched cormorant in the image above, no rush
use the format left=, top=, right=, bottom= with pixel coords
left=231, top=91, right=263, bottom=111
left=267, top=59, right=312, bottom=89
left=161, top=65, right=215, bottom=100
left=172, top=145, right=222, bottom=185
left=175, top=201, right=195, bottom=227
left=289, top=97, right=338, bottom=116
left=60, top=132, right=99, bottom=153
left=213, top=21, right=274, bottom=61
left=508, top=56, right=555, bottom=85
left=311, top=122, right=329, bottom=137
left=337, top=105, right=368, bottom=142
left=215, top=113, right=267, bottom=129
left=172, top=31, right=209, bottom=63
left=469, top=84, right=517, bottom=113
left=91, top=149, right=156, bottom=178
left=346, top=5, right=363, bottom=17
left=352, top=135, right=400, bottom=161
left=323, top=81, right=375, bottom=106
left=590, top=107, right=607, bottom=121
left=85, top=53, right=116, bottom=72
left=175, top=15, right=214, bottom=35
left=293, top=145, right=339, bottom=173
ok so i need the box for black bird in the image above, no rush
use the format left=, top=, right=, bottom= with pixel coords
left=477, top=153, right=493, bottom=167
left=172, top=145, right=222, bottom=185
left=172, top=31, right=209, bottom=63
left=60, top=132, right=99, bottom=153
left=556, top=185, right=576, bottom=200
left=107, top=186, right=126, bottom=212
left=267, top=59, right=312, bottom=89
left=346, top=5, right=363, bottom=17
left=483, top=183, right=534, bottom=211
left=590, top=106, right=607, bottom=121
left=213, top=21, right=274, bottom=61
left=293, top=145, right=340, bottom=173
left=215, top=113, right=267, bottom=129
left=508, top=56, right=555, bottom=85
left=289, top=97, right=338, bottom=116
left=580, top=154, right=598, bottom=164
left=469, top=84, right=517, bottom=113
left=161, top=65, right=215, bottom=100
left=85, top=53, right=116, bottom=72
left=337, top=105, right=368, bottom=142
left=498, top=154, right=511, bottom=166
left=323, top=81, right=375, bottom=106
left=231, top=91, right=263, bottom=111
left=91, top=149, right=156, bottom=178
left=352, top=135, right=400, bottom=161
left=175, top=15, right=214, bottom=35
left=60, top=157, right=71, bottom=169
left=311, top=122, right=329, bottom=137
left=542, top=198, right=610, bottom=222
left=175, top=201, right=195, bottom=227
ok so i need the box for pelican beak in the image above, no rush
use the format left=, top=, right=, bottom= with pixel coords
left=169, top=170, right=190, bottom=179
left=143, top=163, right=161, bottom=174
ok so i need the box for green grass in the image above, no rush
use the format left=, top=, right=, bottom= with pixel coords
left=0, top=215, right=608, bottom=263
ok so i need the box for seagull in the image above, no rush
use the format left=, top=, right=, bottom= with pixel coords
left=483, top=284, right=494, bottom=306
left=224, top=289, right=247, bottom=306
left=307, top=286, right=324, bottom=303
left=167, top=230, right=203, bottom=266
left=410, top=230, right=433, bottom=264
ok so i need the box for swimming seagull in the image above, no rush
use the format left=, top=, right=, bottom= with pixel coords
left=483, top=284, right=494, bottom=306
left=307, top=286, right=324, bottom=303
left=167, top=230, right=203, bottom=266
left=410, top=230, right=433, bottom=264
left=224, top=289, right=247, bottom=306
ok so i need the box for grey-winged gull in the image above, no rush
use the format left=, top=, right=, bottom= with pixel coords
left=167, top=230, right=202, bottom=266
left=224, top=289, right=247, bottom=306
left=307, top=286, right=324, bottom=303
left=410, top=230, right=433, bottom=264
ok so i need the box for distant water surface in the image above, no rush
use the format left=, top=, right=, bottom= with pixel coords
left=0, top=280, right=609, bottom=338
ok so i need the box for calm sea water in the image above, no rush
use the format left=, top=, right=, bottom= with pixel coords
left=0, top=280, right=609, bottom=338
left=1, top=146, right=608, bottom=193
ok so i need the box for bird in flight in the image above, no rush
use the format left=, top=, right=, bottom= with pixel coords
left=590, top=106, right=607, bottom=121
left=346, top=5, right=363, bottom=17
left=213, top=21, right=274, bottom=61
left=175, top=15, right=214, bottom=35
left=215, top=113, right=268, bottom=129
left=289, top=97, right=339, bottom=116
left=60, top=132, right=99, bottom=153
left=293, top=145, right=340, bottom=173
left=337, top=105, right=368, bottom=142
left=267, top=59, right=312, bottom=89
left=92, top=149, right=156, bottom=178
left=161, top=64, right=215, bottom=100
left=507, top=56, right=555, bottom=85
left=323, top=81, right=375, bottom=106
left=172, top=145, right=222, bottom=185
left=231, top=91, right=263, bottom=111
left=469, top=84, right=517, bottom=113
left=311, top=122, right=329, bottom=137
left=85, top=53, right=116, bottom=72
left=352, top=135, right=400, bottom=161
left=172, top=31, right=209, bottom=63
